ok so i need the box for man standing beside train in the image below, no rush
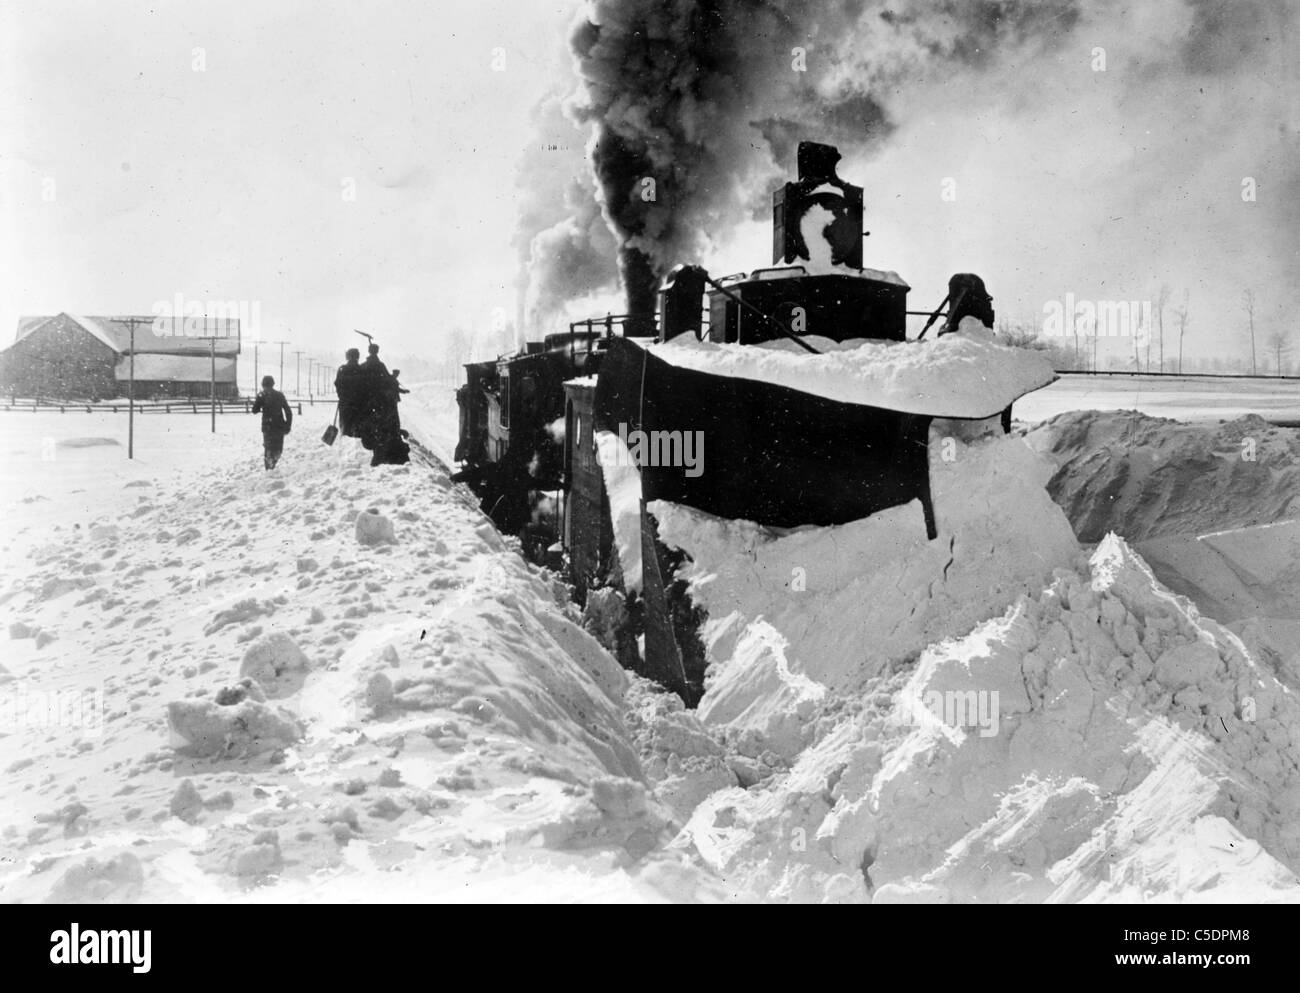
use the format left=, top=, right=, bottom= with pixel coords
left=334, top=348, right=363, bottom=437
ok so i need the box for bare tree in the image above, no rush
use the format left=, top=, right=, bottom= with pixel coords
left=996, top=317, right=1048, bottom=351
left=1154, top=284, right=1170, bottom=373
left=1173, top=290, right=1190, bottom=375
left=445, top=326, right=470, bottom=379
left=1072, top=307, right=1081, bottom=370
left=1132, top=304, right=1145, bottom=371
left=1264, top=328, right=1293, bottom=377
left=1243, top=288, right=1258, bottom=376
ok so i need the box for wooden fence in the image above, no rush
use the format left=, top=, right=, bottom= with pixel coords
left=0, top=396, right=326, bottom=415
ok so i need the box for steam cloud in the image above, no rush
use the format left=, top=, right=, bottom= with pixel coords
left=516, top=0, right=1296, bottom=345
left=562, top=0, right=1086, bottom=316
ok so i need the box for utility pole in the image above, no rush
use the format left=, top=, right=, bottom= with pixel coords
left=293, top=350, right=304, bottom=397
left=196, top=324, right=234, bottom=431
left=210, top=338, right=216, bottom=432
left=119, top=316, right=155, bottom=460
left=267, top=339, right=289, bottom=389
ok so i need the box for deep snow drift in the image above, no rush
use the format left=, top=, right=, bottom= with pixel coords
left=3, top=390, right=1297, bottom=903
left=640, top=425, right=1300, bottom=902
left=669, top=532, right=1300, bottom=902
left=1023, top=409, right=1300, bottom=713
left=1026, top=410, right=1300, bottom=544
left=0, top=404, right=719, bottom=902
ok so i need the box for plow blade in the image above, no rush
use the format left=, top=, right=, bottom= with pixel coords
left=593, top=336, right=938, bottom=540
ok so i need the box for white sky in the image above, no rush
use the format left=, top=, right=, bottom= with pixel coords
left=1, top=0, right=579, bottom=364
left=2, top=0, right=1295, bottom=371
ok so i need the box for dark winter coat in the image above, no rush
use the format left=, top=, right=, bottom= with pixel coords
left=334, top=361, right=364, bottom=435
left=252, top=388, right=293, bottom=436
left=360, top=356, right=393, bottom=407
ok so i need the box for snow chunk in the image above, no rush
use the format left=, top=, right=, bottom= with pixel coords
left=166, top=698, right=303, bottom=758
left=47, top=853, right=144, bottom=904
left=354, top=508, right=397, bottom=546
left=239, top=631, right=313, bottom=699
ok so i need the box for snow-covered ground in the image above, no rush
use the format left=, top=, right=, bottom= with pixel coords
left=2, top=379, right=1297, bottom=903
left=0, top=398, right=718, bottom=902
left=1017, top=373, right=1300, bottom=425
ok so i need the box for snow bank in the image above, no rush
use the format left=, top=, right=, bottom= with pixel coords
left=0, top=402, right=712, bottom=903
left=1136, top=519, right=1300, bottom=625
left=672, top=535, right=1300, bottom=903
left=648, top=318, right=1056, bottom=419
left=651, top=431, right=1080, bottom=753
left=1026, top=410, right=1300, bottom=543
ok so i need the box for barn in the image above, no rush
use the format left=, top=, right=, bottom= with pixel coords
left=0, top=314, right=241, bottom=400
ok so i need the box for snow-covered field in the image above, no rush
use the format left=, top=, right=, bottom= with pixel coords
left=1017, top=373, right=1300, bottom=425
left=2, top=379, right=1297, bottom=903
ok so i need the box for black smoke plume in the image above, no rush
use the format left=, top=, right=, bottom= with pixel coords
left=520, top=0, right=1295, bottom=342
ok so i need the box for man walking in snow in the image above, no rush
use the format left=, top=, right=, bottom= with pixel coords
left=251, top=374, right=293, bottom=470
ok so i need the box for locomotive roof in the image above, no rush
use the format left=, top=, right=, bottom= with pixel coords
left=716, top=265, right=909, bottom=289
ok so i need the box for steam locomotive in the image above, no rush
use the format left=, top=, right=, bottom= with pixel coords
left=456, top=142, right=1026, bottom=701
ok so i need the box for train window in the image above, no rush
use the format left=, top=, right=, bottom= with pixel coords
left=575, top=413, right=582, bottom=451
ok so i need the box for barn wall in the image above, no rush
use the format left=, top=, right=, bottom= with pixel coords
left=0, top=316, right=119, bottom=399
left=132, top=380, right=241, bottom=399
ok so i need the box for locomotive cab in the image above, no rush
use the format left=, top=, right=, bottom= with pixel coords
left=658, top=141, right=912, bottom=346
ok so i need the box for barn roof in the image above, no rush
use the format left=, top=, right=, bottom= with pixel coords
left=10, top=314, right=120, bottom=353
left=13, top=314, right=241, bottom=355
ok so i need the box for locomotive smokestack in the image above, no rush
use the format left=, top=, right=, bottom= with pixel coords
left=622, top=247, right=657, bottom=336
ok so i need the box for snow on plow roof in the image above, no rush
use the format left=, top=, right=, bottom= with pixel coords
left=649, top=319, right=1057, bottom=419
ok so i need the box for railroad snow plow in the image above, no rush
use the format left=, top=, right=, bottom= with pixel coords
left=458, top=141, right=1057, bottom=703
